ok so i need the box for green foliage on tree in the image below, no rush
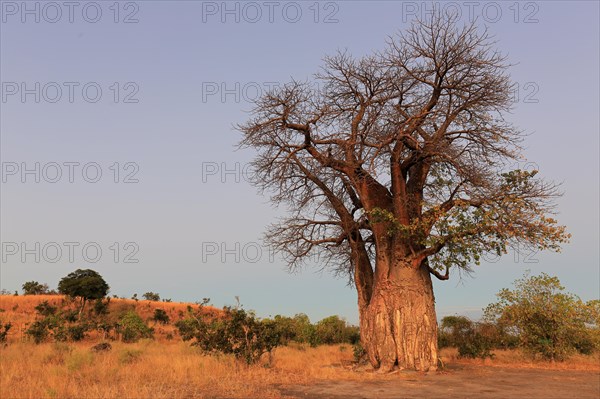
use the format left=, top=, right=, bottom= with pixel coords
left=290, top=313, right=316, bottom=345
left=22, top=281, right=49, bottom=295
left=484, top=272, right=597, bottom=361
left=176, top=304, right=280, bottom=365
left=118, top=311, right=154, bottom=343
left=58, top=269, right=109, bottom=313
left=313, top=315, right=360, bottom=345
left=439, top=315, right=473, bottom=347
left=268, top=315, right=297, bottom=344
left=142, top=292, right=160, bottom=301
left=262, top=313, right=360, bottom=347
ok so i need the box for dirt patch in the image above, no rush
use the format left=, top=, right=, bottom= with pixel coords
left=280, top=364, right=600, bottom=399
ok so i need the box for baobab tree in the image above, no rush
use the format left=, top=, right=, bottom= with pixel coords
left=238, top=12, right=569, bottom=371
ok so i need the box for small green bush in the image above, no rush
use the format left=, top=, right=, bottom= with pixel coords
left=26, top=320, right=51, bottom=344
left=353, top=343, right=367, bottom=363
left=457, top=330, right=494, bottom=359
left=67, top=324, right=88, bottom=342
left=152, top=309, right=170, bottom=325
left=118, top=311, right=154, bottom=343
left=34, top=301, right=57, bottom=317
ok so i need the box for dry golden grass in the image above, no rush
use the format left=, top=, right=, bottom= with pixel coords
left=0, top=341, right=362, bottom=399
left=4, top=343, right=597, bottom=399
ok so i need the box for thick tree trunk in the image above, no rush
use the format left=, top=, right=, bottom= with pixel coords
left=358, top=261, right=438, bottom=372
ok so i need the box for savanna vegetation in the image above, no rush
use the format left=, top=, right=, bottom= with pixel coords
left=0, top=268, right=598, bottom=398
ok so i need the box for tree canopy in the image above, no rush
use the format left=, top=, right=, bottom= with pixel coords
left=238, top=10, right=570, bottom=371
left=239, top=14, right=569, bottom=282
left=58, top=269, right=109, bottom=309
left=21, top=281, right=49, bottom=295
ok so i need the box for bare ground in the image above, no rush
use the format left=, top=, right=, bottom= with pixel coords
left=279, top=364, right=600, bottom=399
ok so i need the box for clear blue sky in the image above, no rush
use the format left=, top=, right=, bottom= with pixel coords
left=1, top=1, right=598, bottom=324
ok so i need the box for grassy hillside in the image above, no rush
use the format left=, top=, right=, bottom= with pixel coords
left=0, top=294, right=221, bottom=343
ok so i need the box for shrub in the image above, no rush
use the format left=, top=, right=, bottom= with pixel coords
left=67, top=324, right=88, bottom=341
left=26, top=300, right=91, bottom=343
left=35, top=301, right=57, bottom=317
left=438, top=316, right=497, bottom=359
left=176, top=304, right=280, bottom=364
left=64, top=310, right=79, bottom=323
left=457, top=328, right=494, bottom=359
left=118, top=311, right=154, bottom=343
left=484, top=272, right=597, bottom=361
left=353, top=343, right=367, bottom=364
left=174, top=318, right=198, bottom=341
left=93, top=298, right=110, bottom=316
left=26, top=320, right=51, bottom=344
left=152, top=309, right=170, bottom=325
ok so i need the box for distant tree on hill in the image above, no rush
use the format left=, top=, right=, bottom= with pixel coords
left=142, top=292, right=160, bottom=301
left=58, top=269, right=109, bottom=315
left=22, top=281, right=49, bottom=295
